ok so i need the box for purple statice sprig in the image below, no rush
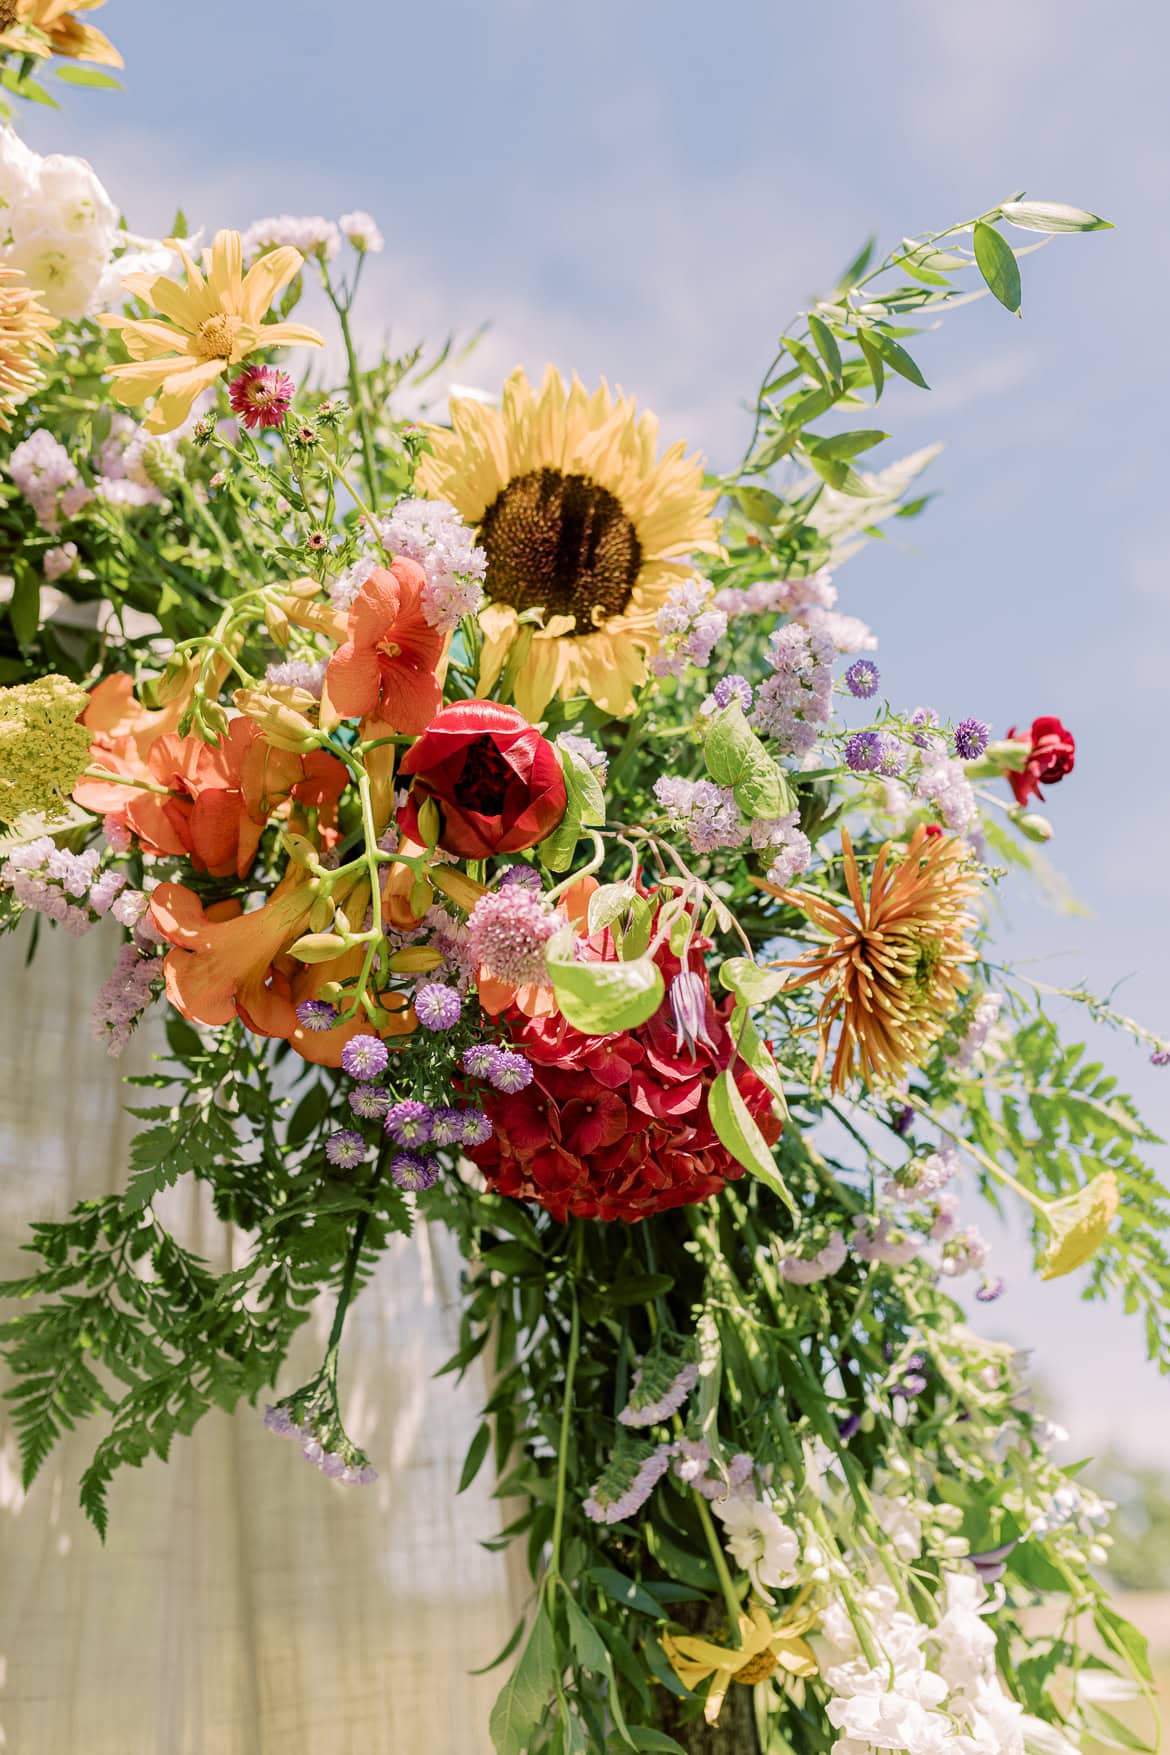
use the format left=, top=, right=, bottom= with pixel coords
left=583, top=1436, right=674, bottom=1524
left=263, top=1399, right=377, bottom=1486
left=618, top=1355, right=699, bottom=1428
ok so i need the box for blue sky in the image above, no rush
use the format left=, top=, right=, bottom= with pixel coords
left=25, top=0, right=1170, bottom=1454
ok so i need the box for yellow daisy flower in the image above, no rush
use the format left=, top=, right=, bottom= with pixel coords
left=98, top=230, right=324, bottom=435
left=415, top=365, right=721, bottom=719
left=0, top=0, right=122, bottom=66
left=0, top=264, right=56, bottom=429
left=662, top=1601, right=818, bottom=1725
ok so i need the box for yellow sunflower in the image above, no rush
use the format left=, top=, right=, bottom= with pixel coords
left=98, top=230, right=323, bottom=435
left=0, top=0, right=121, bottom=65
left=0, top=263, right=55, bottom=428
left=415, top=365, right=721, bottom=719
left=766, top=825, right=982, bottom=1094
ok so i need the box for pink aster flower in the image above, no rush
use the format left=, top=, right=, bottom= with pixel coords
left=228, top=364, right=296, bottom=431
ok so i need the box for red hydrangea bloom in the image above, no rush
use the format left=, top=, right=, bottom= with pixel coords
left=396, top=699, right=567, bottom=859
left=468, top=931, right=782, bottom=1222
left=1007, top=715, right=1076, bottom=807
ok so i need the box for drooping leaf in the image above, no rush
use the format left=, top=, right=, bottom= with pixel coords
left=707, top=1070, right=795, bottom=1214
left=973, top=220, right=1023, bottom=313
left=489, top=1603, right=556, bottom=1755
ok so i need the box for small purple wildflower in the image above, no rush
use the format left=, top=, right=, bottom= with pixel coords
left=349, top=1085, right=392, bottom=1120
left=876, top=734, right=905, bottom=777
left=845, top=659, right=880, bottom=699
left=844, top=730, right=883, bottom=773
left=954, top=717, right=990, bottom=760
left=892, top=1105, right=914, bottom=1136
left=390, top=1150, right=439, bottom=1191
left=462, top=1043, right=501, bottom=1080
left=976, top=1276, right=1006, bottom=1303
left=499, top=865, right=543, bottom=893
left=488, top=1050, right=534, bottom=1093
left=460, top=1112, right=494, bottom=1147
left=414, top=982, right=462, bottom=1031
left=341, top=1033, right=390, bottom=1081
left=910, top=706, right=940, bottom=748
left=325, top=1130, right=367, bottom=1169
left=1151, top=1049, right=1170, bottom=1067
left=669, top=970, right=716, bottom=1058
left=296, top=998, right=338, bottom=1033
left=264, top=1404, right=301, bottom=1439
left=705, top=674, right=754, bottom=714
left=430, top=1107, right=467, bottom=1146
left=383, top=1099, right=434, bottom=1146
left=838, top=1413, right=863, bottom=1442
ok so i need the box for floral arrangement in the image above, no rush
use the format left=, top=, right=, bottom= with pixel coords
left=2, top=21, right=1169, bottom=1755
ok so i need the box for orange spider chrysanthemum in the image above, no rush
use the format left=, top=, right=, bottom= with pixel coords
left=0, top=264, right=55, bottom=430
left=765, top=825, right=982, bottom=1094
left=0, top=0, right=122, bottom=67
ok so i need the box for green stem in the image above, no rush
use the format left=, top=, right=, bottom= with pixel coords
left=693, top=1491, right=743, bottom=1643
left=901, top=1091, right=1050, bottom=1218
left=325, top=1148, right=386, bottom=1361
left=322, top=265, right=379, bottom=510
left=546, top=1280, right=581, bottom=1592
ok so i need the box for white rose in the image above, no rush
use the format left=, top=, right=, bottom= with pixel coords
left=6, top=232, right=108, bottom=320
left=36, top=153, right=118, bottom=247
left=0, top=125, right=41, bottom=240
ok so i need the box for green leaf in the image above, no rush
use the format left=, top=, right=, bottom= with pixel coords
left=804, top=429, right=889, bottom=461
left=538, top=745, right=605, bottom=873
left=718, top=958, right=787, bottom=1006
left=999, top=199, right=1112, bottom=233
left=489, top=1603, right=555, bottom=1755
left=804, top=451, right=874, bottom=497
left=480, top=1243, right=546, bottom=1278
left=9, top=565, right=40, bottom=650
left=703, top=702, right=795, bottom=817
left=564, top=1592, right=610, bottom=1672
left=1094, top=1602, right=1154, bottom=1684
left=624, top=1732, right=688, bottom=1754
left=973, top=221, right=1022, bottom=314
left=728, top=1004, right=788, bottom=1114
left=871, top=330, right=929, bottom=389
left=807, top=313, right=843, bottom=385
left=587, top=1566, right=666, bottom=1620
left=707, top=1070, right=795, bottom=1214
left=858, top=328, right=884, bottom=399
left=1080, top=1702, right=1154, bottom=1752
left=55, top=65, right=122, bottom=88
left=600, top=1272, right=675, bottom=1306
left=547, top=930, right=664, bottom=1033
left=457, top=1420, right=492, bottom=1493
left=587, top=882, right=637, bottom=937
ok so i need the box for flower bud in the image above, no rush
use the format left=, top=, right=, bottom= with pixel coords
left=140, top=436, right=184, bottom=494
left=155, top=654, right=197, bottom=705
left=385, top=945, right=445, bottom=973
left=232, top=688, right=318, bottom=752
left=1013, top=811, right=1053, bottom=843
left=289, top=932, right=349, bottom=963
left=416, top=794, right=441, bottom=850
left=409, top=877, right=432, bottom=919
left=263, top=598, right=291, bottom=647
left=281, top=832, right=320, bottom=869
left=308, top=895, right=335, bottom=933
left=428, top=864, right=488, bottom=913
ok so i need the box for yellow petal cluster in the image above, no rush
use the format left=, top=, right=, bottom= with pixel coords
left=99, top=230, right=323, bottom=434
left=0, top=264, right=56, bottom=430
left=0, top=673, right=91, bottom=823
left=662, top=1601, right=818, bottom=1725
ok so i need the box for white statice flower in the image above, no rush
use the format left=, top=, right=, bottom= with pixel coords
left=242, top=213, right=341, bottom=261
left=712, top=1495, right=799, bottom=1603
left=339, top=209, right=384, bottom=253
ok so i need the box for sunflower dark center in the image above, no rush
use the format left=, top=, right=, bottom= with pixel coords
left=478, top=467, right=642, bottom=625
left=458, top=734, right=514, bottom=814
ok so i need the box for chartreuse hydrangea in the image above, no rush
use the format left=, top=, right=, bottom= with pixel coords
left=0, top=674, right=91, bottom=823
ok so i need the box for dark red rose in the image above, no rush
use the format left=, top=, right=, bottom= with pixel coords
left=1007, top=715, right=1076, bottom=807
left=396, top=700, right=567, bottom=859
left=467, top=931, right=783, bottom=1223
